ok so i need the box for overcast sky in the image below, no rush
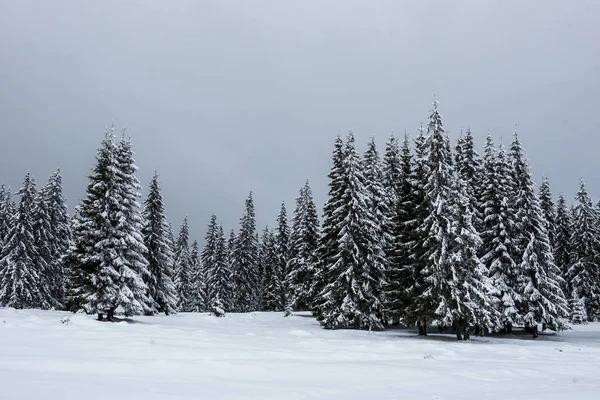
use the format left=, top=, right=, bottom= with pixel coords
left=1, top=0, right=599, bottom=241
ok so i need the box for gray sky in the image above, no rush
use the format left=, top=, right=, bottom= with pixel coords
left=1, top=0, right=599, bottom=241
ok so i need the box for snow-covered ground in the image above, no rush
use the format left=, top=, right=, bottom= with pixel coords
left=1, top=309, right=599, bottom=400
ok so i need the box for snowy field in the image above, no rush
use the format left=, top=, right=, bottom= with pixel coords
left=1, top=309, right=599, bottom=400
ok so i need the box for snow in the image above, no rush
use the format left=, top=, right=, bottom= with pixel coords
left=1, top=309, right=600, bottom=399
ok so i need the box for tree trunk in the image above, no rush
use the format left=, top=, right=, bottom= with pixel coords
left=464, top=325, right=470, bottom=341
left=542, top=322, right=547, bottom=331
left=97, top=313, right=103, bottom=321
left=505, top=322, right=512, bottom=334
left=532, top=325, right=539, bottom=339
left=454, top=321, right=462, bottom=341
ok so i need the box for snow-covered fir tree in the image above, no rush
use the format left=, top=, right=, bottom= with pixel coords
left=554, top=193, right=573, bottom=290
left=287, top=182, right=321, bottom=312
left=383, top=134, right=402, bottom=232
left=568, top=180, right=600, bottom=321
left=206, top=224, right=231, bottom=316
left=31, top=176, right=56, bottom=309
left=201, top=214, right=219, bottom=310
left=409, top=99, right=456, bottom=335
left=0, top=185, right=15, bottom=247
left=385, top=133, right=415, bottom=324
left=0, top=172, right=44, bottom=309
left=114, top=134, right=153, bottom=316
left=363, top=136, right=391, bottom=271
left=264, top=202, right=289, bottom=311
left=509, top=133, right=568, bottom=335
left=259, top=226, right=279, bottom=311
left=442, top=171, right=499, bottom=339
left=570, top=288, right=588, bottom=325
left=231, top=192, right=260, bottom=312
left=313, top=135, right=345, bottom=319
left=538, top=176, right=556, bottom=249
left=142, top=173, right=178, bottom=315
left=174, top=217, right=195, bottom=312
left=316, top=132, right=385, bottom=330
left=479, top=136, right=521, bottom=332
left=67, top=129, right=151, bottom=320
left=33, top=170, right=72, bottom=309
left=455, top=129, right=483, bottom=229
left=190, top=240, right=206, bottom=312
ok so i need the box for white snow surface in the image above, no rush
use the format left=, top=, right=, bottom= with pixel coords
left=1, top=309, right=600, bottom=399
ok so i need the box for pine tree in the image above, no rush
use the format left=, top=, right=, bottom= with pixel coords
left=231, top=192, right=260, bottom=312
left=313, top=136, right=345, bottom=319
left=479, top=136, right=521, bottom=332
left=569, top=288, right=588, bottom=325
left=67, top=130, right=151, bottom=319
left=0, top=172, right=44, bottom=309
left=67, top=130, right=124, bottom=319
left=207, top=225, right=230, bottom=316
left=0, top=185, right=15, bottom=247
left=568, top=180, right=600, bottom=321
left=316, top=132, right=385, bottom=331
left=442, top=171, right=498, bottom=339
left=510, top=133, right=568, bottom=335
left=363, top=136, right=391, bottom=265
left=385, top=133, right=415, bottom=324
left=201, top=214, right=219, bottom=309
left=456, top=129, right=483, bottom=229
left=554, top=193, right=573, bottom=290
left=287, top=182, right=321, bottom=311
left=113, top=135, right=153, bottom=316
left=142, top=173, right=178, bottom=315
left=31, top=177, right=56, bottom=309
left=190, top=240, right=206, bottom=312
left=175, top=216, right=195, bottom=312
left=259, top=226, right=279, bottom=311
left=383, top=134, right=402, bottom=215
left=265, top=203, right=289, bottom=311
left=409, top=99, right=455, bottom=335
left=538, top=176, right=556, bottom=250
left=29, top=171, right=71, bottom=310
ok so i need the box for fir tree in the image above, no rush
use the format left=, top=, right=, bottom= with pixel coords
left=287, top=182, right=321, bottom=311
left=259, top=226, right=279, bottom=311
left=554, top=193, right=573, bottom=290
left=313, top=135, right=345, bottom=318
left=266, top=202, right=289, bottom=311
left=383, top=134, right=402, bottom=212
left=569, top=288, right=588, bottom=325
left=363, top=136, right=391, bottom=268
left=510, top=133, right=568, bottom=335
left=31, top=177, right=56, bottom=309
left=456, top=129, right=483, bottom=229
left=175, top=216, right=195, bottom=312
left=190, top=240, right=206, bottom=312
left=0, top=172, right=44, bottom=309
left=568, top=180, right=600, bottom=321
left=207, top=225, right=230, bottom=316
left=409, top=99, right=455, bottom=335
left=113, top=134, right=153, bottom=316
left=201, top=214, right=219, bottom=309
left=142, top=173, right=178, bottom=315
left=0, top=185, right=15, bottom=247
left=34, top=170, right=72, bottom=309
left=479, top=137, right=521, bottom=332
left=442, top=171, right=499, bottom=339
left=385, top=133, right=415, bottom=324
left=316, top=132, right=385, bottom=331
left=538, top=176, right=556, bottom=250
left=231, top=192, right=260, bottom=312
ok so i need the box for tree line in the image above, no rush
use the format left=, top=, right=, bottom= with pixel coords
left=0, top=101, right=597, bottom=339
